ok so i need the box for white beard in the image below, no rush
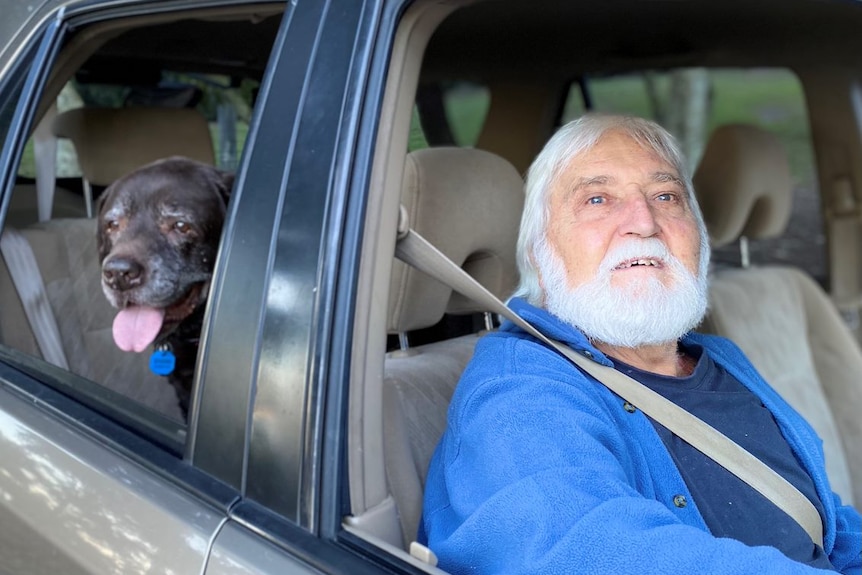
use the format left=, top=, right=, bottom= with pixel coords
left=537, top=238, right=708, bottom=348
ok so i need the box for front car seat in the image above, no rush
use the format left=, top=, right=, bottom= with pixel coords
left=694, top=124, right=861, bottom=505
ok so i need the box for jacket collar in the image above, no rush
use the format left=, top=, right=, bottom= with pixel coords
left=502, top=297, right=615, bottom=367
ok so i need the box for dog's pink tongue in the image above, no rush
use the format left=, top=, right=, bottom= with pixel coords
left=112, top=306, right=165, bottom=353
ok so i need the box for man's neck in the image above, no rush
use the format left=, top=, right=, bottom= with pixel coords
left=594, top=341, right=694, bottom=377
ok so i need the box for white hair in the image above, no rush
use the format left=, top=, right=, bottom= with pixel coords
left=512, top=113, right=711, bottom=306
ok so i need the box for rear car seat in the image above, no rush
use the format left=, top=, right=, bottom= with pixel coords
left=383, top=147, right=524, bottom=548
left=5, top=184, right=87, bottom=228
left=694, top=124, right=861, bottom=505
left=0, top=106, right=217, bottom=421
left=53, top=106, right=216, bottom=215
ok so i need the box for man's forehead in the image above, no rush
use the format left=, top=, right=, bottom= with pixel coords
left=554, top=133, right=679, bottom=181
left=557, top=167, right=685, bottom=199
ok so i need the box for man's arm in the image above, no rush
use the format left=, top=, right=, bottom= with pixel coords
left=830, top=494, right=862, bottom=574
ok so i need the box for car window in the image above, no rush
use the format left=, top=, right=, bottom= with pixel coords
left=563, top=68, right=826, bottom=287
left=17, top=75, right=258, bottom=182
left=0, top=5, right=283, bottom=451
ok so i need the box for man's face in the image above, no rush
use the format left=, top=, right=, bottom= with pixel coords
left=545, top=130, right=702, bottom=295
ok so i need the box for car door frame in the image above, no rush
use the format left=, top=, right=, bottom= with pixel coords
left=202, top=0, right=441, bottom=572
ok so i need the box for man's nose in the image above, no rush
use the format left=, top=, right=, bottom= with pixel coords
left=620, top=195, right=660, bottom=237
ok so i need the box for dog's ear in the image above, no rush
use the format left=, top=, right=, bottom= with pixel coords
left=214, top=170, right=234, bottom=206
left=94, top=187, right=108, bottom=218
left=95, top=192, right=109, bottom=261
left=94, top=184, right=116, bottom=261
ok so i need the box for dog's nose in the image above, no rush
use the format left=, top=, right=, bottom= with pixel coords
left=103, top=257, right=144, bottom=291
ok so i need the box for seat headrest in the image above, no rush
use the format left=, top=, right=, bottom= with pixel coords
left=693, top=124, right=793, bottom=248
left=52, top=107, right=216, bottom=187
left=388, top=148, right=524, bottom=333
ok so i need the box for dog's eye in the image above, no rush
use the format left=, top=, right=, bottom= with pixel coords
left=174, top=221, right=190, bottom=234
left=105, top=220, right=120, bottom=233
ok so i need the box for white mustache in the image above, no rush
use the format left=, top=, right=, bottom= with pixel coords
left=599, top=239, right=676, bottom=274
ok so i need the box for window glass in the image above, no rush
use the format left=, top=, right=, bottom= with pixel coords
left=563, top=68, right=826, bottom=286
left=0, top=7, right=281, bottom=448
left=18, top=74, right=259, bottom=179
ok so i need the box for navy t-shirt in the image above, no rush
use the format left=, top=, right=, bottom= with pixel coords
left=614, top=344, right=834, bottom=570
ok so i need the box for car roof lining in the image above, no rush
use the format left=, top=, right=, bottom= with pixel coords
left=422, top=0, right=862, bottom=82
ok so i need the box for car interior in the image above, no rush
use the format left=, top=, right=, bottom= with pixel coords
left=1, top=0, right=861, bottom=572
left=346, top=0, right=862, bottom=566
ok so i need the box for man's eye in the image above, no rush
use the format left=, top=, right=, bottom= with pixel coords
left=656, top=193, right=677, bottom=202
left=587, top=196, right=604, bottom=205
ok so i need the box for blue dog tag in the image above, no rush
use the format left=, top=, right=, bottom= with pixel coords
left=150, top=347, right=176, bottom=376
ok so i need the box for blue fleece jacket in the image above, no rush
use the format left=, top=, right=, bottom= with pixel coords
left=421, top=298, right=862, bottom=574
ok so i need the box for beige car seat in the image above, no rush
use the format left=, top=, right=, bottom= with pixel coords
left=53, top=106, right=215, bottom=186
left=694, top=124, right=861, bottom=505
left=383, top=147, right=524, bottom=548
left=0, top=106, right=217, bottom=422
left=52, top=106, right=216, bottom=216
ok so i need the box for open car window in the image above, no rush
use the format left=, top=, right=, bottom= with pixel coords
left=0, top=4, right=283, bottom=452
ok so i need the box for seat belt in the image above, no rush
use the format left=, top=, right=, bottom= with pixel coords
left=33, top=101, right=58, bottom=223
left=0, top=229, right=69, bottom=369
left=394, top=226, right=824, bottom=547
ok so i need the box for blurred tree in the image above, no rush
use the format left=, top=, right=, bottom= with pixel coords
left=645, top=68, right=711, bottom=172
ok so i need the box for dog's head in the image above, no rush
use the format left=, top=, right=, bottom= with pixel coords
left=96, top=156, right=233, bottom=353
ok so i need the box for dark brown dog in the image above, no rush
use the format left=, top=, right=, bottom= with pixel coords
left=96, top=156, right=233, bottom=419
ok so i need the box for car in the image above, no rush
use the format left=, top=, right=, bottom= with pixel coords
left=0, top=0, right=859, bottom=572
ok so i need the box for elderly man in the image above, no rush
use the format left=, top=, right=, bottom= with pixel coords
left=420, top=114, right=861, bottom=574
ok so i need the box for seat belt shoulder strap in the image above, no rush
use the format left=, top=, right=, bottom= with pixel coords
left=0, top=229, right=69, bottom=369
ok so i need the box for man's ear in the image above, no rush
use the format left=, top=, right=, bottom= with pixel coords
left=528, top=249, right=547, bottom=304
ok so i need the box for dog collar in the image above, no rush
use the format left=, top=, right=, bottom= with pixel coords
left=150, top=343, right=176, bottom=376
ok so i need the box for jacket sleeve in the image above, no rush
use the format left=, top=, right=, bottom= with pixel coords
left=422, top=341, right=839, bottom=575
left=830, top=493, right=862, bottom=574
